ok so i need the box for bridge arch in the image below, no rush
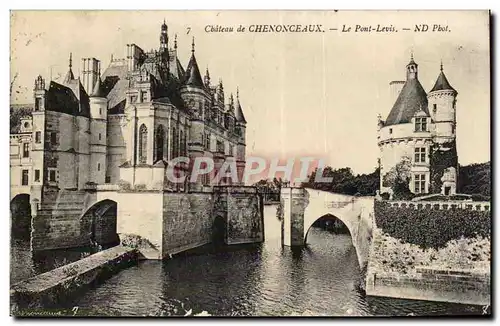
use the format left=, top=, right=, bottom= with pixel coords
left=304, top=213, right=351, bottom=244
left=80, top=199, right=119, bottom=248
left=10, top=193, right=32, bottom=240
left=281, top=188, right=374, bottom=273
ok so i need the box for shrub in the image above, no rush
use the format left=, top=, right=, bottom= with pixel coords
left=117, top=179, right=131, bottom=190
left=374, top=201, right=490, bottom=249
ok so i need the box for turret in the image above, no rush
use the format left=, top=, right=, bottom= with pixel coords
left=33, top=75, right=46, bottom=112
left=63, top=53, right=75, bottom=85
left=427, top=61, right=457, bottom=143
left=406, top=51, right=418, bottom=80
left=160, top=19, right=168, bottom=52
left=89, top=62, right=107, bottom=120
left=89, top=61, right=108, bottom=184
left=183, top=37, right=204, bottom=88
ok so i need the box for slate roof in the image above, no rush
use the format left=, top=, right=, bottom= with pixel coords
left=430, top=70, right=457, bottom=94
left=101, top=63, right=129, bottom=114
left=46, top=81, right=87, bottom=117
left=184, top=53, right=204, bottom=88
left=90, top=77, right=105, bottom=98
left=235, top=99, right=247, bottom=124
left=384, top=78, right=429, bottom=126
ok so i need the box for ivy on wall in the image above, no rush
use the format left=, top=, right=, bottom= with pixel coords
left=374, top=201, right=490, bottom=249
left=429, top=141, right=458, bottom=194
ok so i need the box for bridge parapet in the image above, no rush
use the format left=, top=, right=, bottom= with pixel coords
left=385, top=200, right=490, bottom=211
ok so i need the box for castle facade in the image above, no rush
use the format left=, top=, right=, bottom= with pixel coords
left=378, top=54, right=459, bottom=196
left=10, top=21, right=248, bottom=206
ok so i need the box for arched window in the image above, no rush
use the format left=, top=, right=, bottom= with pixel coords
left=138, top=124, right=148, bottom=164
left=155, top=125, right=165, bottom=162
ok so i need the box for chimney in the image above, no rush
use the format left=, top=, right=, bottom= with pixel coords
left=389, top=80, right=405, bottom=105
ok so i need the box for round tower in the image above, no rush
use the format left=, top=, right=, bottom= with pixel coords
left=89, top=66, right=108, bottom=184
left=427, top=62, right=457, bottom=144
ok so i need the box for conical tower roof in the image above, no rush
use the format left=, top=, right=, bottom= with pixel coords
left=430, top=63, right=457, bottom=94
left=184, top=37, right=204, bottom=88
left=90, top=76, right=105, bottom=98
left=235, top=88, right=247, bottom=124
left=384, top=55, right=429, bottom=126
left=63, top=53, right=75, bottom=84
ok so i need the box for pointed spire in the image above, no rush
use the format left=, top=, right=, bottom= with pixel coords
left=235, top=87, right=247, bottom=124
left=63, top=52, right=75, bottom=84
left=90, top=61, right=104, bottom=98
left=430, top=60, right=457, bottom=94
left=184, top=40, right=204, bottom=88
left=204, top=66, right=211, bottom=86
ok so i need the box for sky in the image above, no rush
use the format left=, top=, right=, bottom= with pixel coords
left=10, top=10, right=490, bottom=174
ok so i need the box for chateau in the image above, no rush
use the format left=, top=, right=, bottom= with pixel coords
left=10, top=21, right=248, bottom=207
left=378, top=54, right=459, bottom=196
left=9, top=21, right=263, bottom=258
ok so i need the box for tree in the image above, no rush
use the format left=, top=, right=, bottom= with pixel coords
left=382, top=156, right=414, bottom=200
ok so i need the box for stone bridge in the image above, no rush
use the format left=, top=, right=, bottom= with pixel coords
left=281, top=187, right=374, bottom=273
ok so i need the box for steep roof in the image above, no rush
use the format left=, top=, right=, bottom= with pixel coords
left=90, top=77, right=105, bottom=98
left=430, top=70, right=457, bottom=94
left=184, top=53, right=204, bottom=88
left=385, top=78, right=429, bottom=126
left=101, top=62, right=129, bottom=114
left=235, top=97, right=247, bottom=124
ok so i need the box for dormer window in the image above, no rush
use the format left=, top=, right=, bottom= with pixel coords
left=415, top=117, right=427, bottom=132
left=433, top=104, right=437, bottom=114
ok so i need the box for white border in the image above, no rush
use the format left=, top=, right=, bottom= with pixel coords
left=2, top=1, right=498, bottom=325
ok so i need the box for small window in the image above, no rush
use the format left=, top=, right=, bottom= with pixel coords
left=452, top=124, right=456, bottom=134
left=22, top=143, right=29, bottom=158
left=415, top=117, right=427, bottom=132
left=49, top=170, right=56, bottom=182
left=50, top=132, right=57, bottom=145
left=34, top=169, right=40, bottom=182
left=99, top=133, right=102, bottom=141
left=389, top=128, right=393, bottom=134
left=99, top=108, right=102, bottom=115
left=24, top=122, right=30, bottom=128
left=97, top=163, right=100, bottom=171
left=21, top=170, right=29, bottom=186
left=414, top=147, right=426, bottom=163
left=35, top=131, right=41, bottom=143
left=433, top=104, right=437, bottom=113
left=414, top=174, right=426, bottom=194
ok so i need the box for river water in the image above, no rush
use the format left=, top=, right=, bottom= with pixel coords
left=11, top=205, right=485, bottom=316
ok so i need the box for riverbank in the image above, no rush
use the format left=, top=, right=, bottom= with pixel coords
left=11, top=245, right=138, bottom=315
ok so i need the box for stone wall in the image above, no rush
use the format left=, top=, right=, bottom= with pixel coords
left=116, top=191, right=164, bottom=259
left=366, top=202, right=491, bottom=305
left=31, top=190, right=95, bottom=251
left=215, top=186, right=264, bottom=245
left=162, top=192, right=214, bottom=257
